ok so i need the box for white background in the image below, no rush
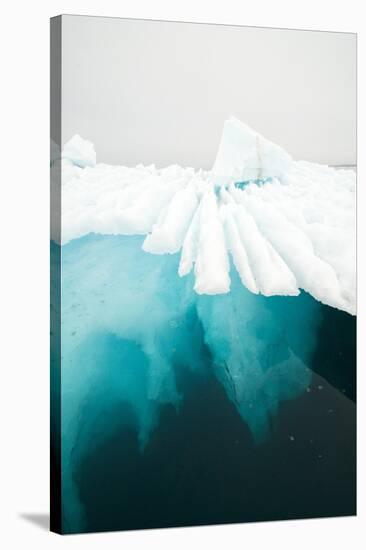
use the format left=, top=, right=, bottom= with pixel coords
left=62, top=15, right=356, bottom=168
left=0, top=1, right=364, bottom=549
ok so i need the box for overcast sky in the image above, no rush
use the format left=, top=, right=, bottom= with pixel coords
left=61, top=15, right=356, bottom=168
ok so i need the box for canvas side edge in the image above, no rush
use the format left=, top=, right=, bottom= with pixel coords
left=50, top=14, right=62, bottom=535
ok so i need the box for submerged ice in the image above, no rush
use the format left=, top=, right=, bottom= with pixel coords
left=59, top=235, right=322, bottom=531
left=56, top=117, right=356, bottom=531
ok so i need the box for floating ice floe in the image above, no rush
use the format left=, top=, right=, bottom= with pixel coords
left=60, top=117, right=356, bottom=315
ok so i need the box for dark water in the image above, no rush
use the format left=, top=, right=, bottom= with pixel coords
left=72, top=307, right=355, bottom=533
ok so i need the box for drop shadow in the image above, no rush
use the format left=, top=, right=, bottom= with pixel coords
left=19, top=513, right=49, bottom=531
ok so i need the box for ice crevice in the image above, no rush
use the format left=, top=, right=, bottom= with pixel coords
left=59, top=116, right=356, bottom=315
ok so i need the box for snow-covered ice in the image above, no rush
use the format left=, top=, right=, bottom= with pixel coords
left=60, top=118, right=356, bottom=315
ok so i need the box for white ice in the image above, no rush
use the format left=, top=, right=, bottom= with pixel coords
left=212, top=116, right=292, bottom=186
left=62, top=134, right=96, bottom=168
left=60, top=118, right=356, bottom=315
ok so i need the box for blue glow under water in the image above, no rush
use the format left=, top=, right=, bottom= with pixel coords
left=53, top=235, right=356, bottom=533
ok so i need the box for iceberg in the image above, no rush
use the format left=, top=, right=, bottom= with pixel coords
left=56, top=117, right=356, bottom=532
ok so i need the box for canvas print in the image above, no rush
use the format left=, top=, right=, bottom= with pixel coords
left=50, top=16, right=356, bottom=534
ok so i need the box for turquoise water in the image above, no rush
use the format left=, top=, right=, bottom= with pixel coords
left=52, top=235, right=356, bottom=533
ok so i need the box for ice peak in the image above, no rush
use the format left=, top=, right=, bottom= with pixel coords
left=62, top=134, right=96, bottom=168
left=212, top=116, right=292, bottom=186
